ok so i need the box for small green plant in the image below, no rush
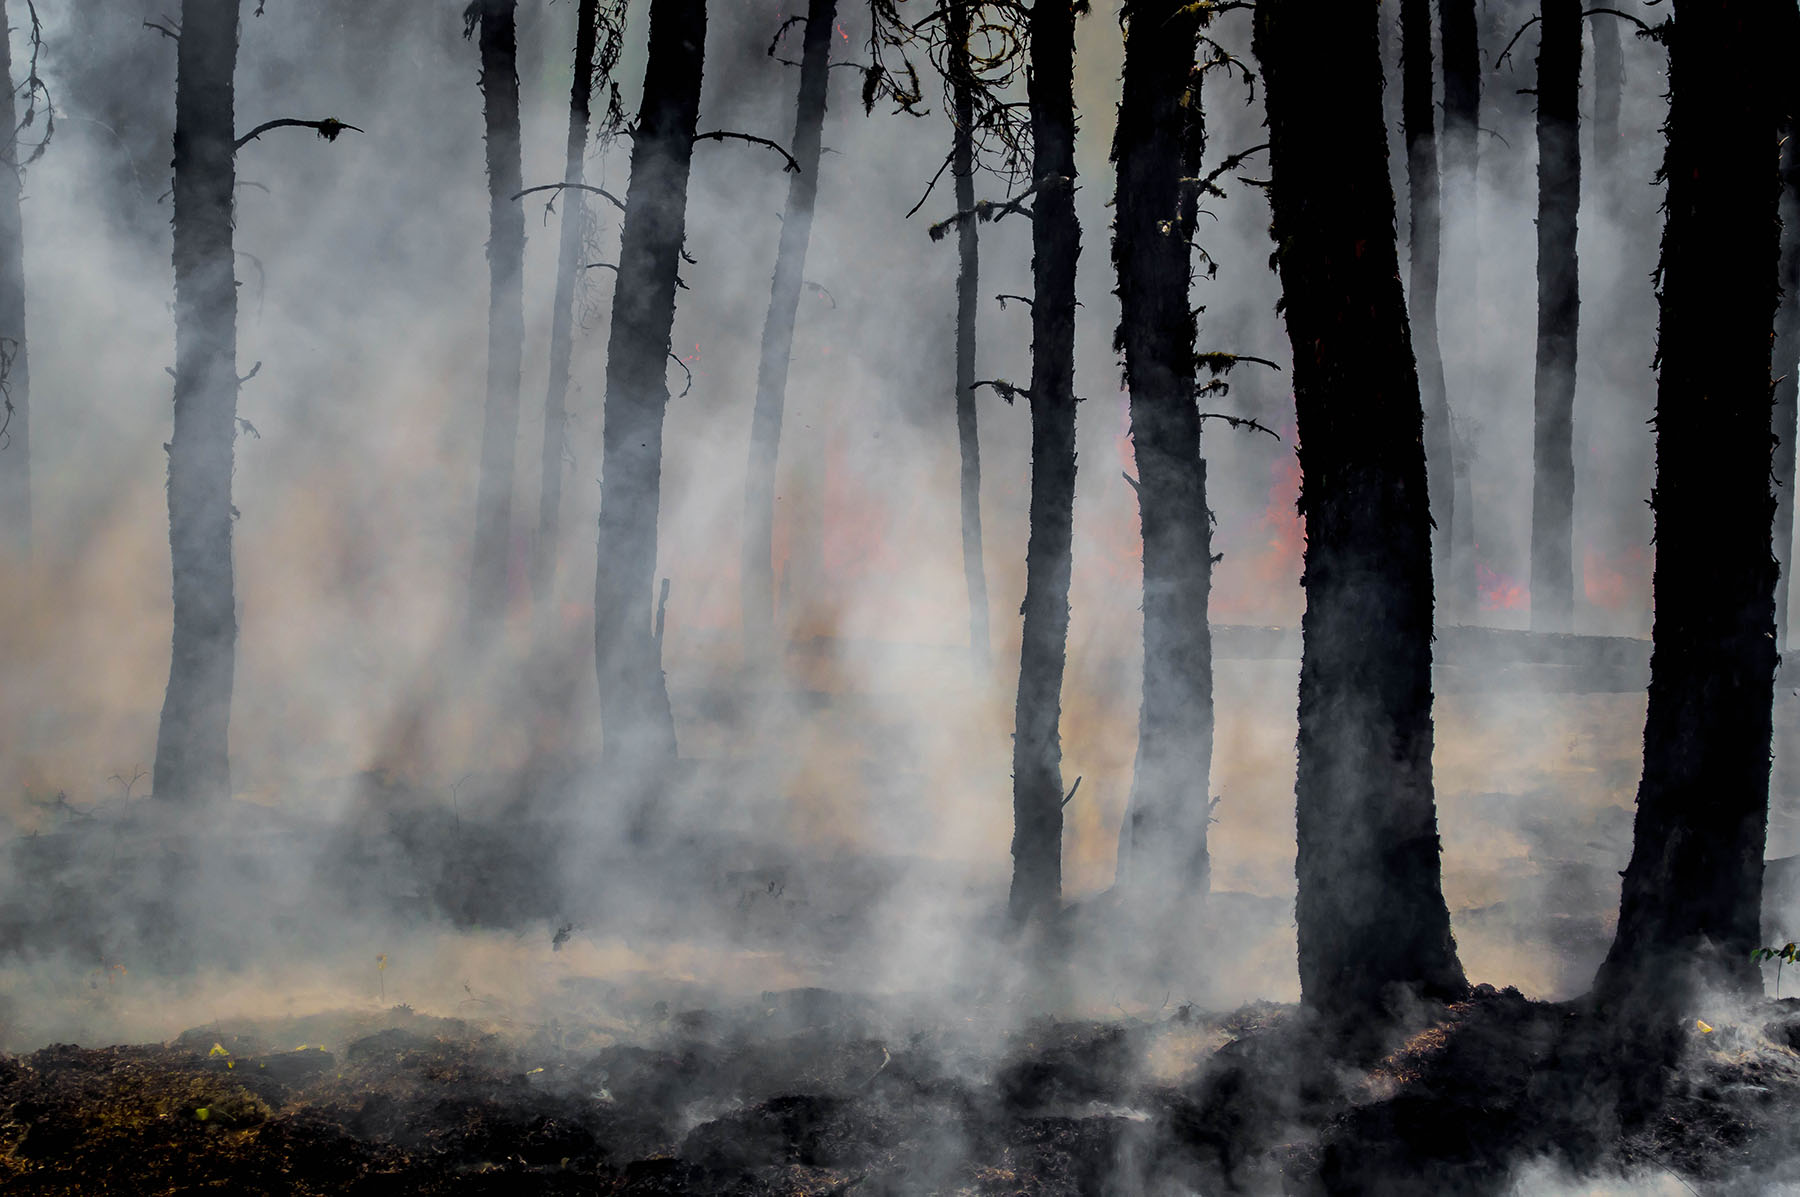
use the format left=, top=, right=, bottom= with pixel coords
left=1751, top=941, right=1799, bottom=998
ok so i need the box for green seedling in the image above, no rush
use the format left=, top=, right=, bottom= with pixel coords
left=1751, top=941, right=1799, bottom=998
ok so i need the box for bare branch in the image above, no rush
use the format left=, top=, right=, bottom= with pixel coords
left=904, top=147, right=956, bottom=219
left=668, top=352, right=693, bottom=398
left=513, top=181, right=628, bottom=212
left=928, top=175, right=1066, bottom=242
left=234, top=117, right=363, bottom=151
left=995, top=293, right=1032, bottom=310
left=1583, top=6, right=1652, bottom=32
left=1060, top=776, right=1082, bottom=808
left=1493, top=15, right=1542, bottom=70
left=1197, top=411, right=1282, bottom=441
left=143, top=18, right=180, bottom=40
left=692, top=130, right=801, bottom=173
left=972, top=378, right=1028, bottom=404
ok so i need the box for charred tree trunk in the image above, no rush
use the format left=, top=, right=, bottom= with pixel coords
left=594, top=0, right=703, bottom=769
left=1007, top=0, right=1080, bottom=928
left=1252, top=0, right=1466, bottom=1021
left=1593, top=0, right=1782, bottom=1013
left=532, top=0, right=602, bottom=617
left=950, top=0, right=990, bottom=671
left=1531, top=0, right=1581, bottom=631
left=1111, top=0, right=1210, bottom=902
left=154, top=0, right=242, bottom=804
left=1401, top=0, right=1455, bottom=606
left=741, top=0, right=836, bottom=660
left=0, top=0, right=30, bottom=559
left=1439, top=0, right=1480, bottom=616
left=466, top=0, right=526, bottom=635
left=1773, top=53, right=1799, bottom=653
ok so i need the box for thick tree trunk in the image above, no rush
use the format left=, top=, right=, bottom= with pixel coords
left=741, top=0, right=836, bottom=660
left=154, top=0, right=242, bottom=804
left=594, top=0, right=703, bottom=769
left=1593, top=0, right=1782, bottom=1013
left=0, top=0, right=30, bottom=559
left=1111, top=0, right=1210, bottom=901
left=950, top=0, right=989, bottom=672
left=1401, top=0, right=1455, bottom=606
left=467, top=0, right=526, bottom=635
left=1439, top=0, right=1480, bottom=617
left=1253, top=0, right=1466, bottom=1021
left=1772, top=56, right=1799, bottom=653
left=1007, top=0, right=1079, bottom=928
left=1531, top=0, right=1581, bottom=632
left=532, top=0, right=601, bottom=617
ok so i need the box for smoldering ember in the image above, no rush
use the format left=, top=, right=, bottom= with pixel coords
left=2, top=0, right=1800, bottom=1193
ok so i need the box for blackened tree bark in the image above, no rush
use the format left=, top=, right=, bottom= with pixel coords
left=950, top=0, right=990, bottom=671
left=1007, top=0, right=1080, bottom=928
left=1252, top=0, right=1466, bottom=1020
left=741, top=0, right=837, bottom=660
left=1401, top=0, right=1455, bottom=603
left=594, top=0, right=703, bottom=768
left=1439, top=0, right=1480, bottom=615
left=1531, top=0, right=1581, bottom=631
left=0, top=0, right=30, bottom=558
left=1772, top=13, right=1799, bottom=653
left=532, top=0, right=602, bottom=615
left=1111, top=0, right=1210, bottom=901
left=466, top=0, right=526, bottom=635
left=154, top=0, right=243, bottom=804
left=1593, top=0, right=1782, bottom=1012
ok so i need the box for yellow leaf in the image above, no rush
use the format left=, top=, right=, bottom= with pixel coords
left=209, top=1043, right=230, bottom=1057
left=1696, top=1020, right=1713, bottom=1034
left=195, top=1107, right=210, bottom=1121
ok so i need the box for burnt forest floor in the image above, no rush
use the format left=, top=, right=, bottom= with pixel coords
left=3, top=985, right=1800, bottom=1194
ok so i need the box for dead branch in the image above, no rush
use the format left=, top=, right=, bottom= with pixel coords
left=767, top=14, right=807, bottom=56
left=804, top=280, right=838, bottom=307
left=1494, top=15, right=1542, bottom=70
left=1196, top=351, right=1281, bottom=374
left=971, top=378, right=1027, bottom=404
left=1197, top=411, right=1282, bottom=441
left=1184, top=142, right=1270, bottom=203
left=236, top=417, right=261, bottom=439
left=995, top=293, right=1032, bottom=310
left=1121, top=471, right=1140, bottom=493
left=692, top=130, right=801, bottom=173
left=515, top=181, right=628, bottom=212
left=928, top=175, right=1066, bottom=242
left=143, top=18, right=180, bottom=40
left=1583, top=6, right=1652, bottom=33
left=234, top=118, right=363, bottom=151
left=238, top=360, right=262, bottom=385
left=667, top=352, right=694, bottom=399
left=1061, top=776, right=1083, bottom=808
left=904, top=147, right=956, bottom=219
left=654, top=577, right=672, bottom=646
left=585, top=261, right=620, bottom=272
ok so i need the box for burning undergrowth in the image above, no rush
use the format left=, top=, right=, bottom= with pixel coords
left=3, top=985, right=1800, bottom=1193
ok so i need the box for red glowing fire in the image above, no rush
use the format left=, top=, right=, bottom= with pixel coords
left=1476, top=560, right=1527, bottom=611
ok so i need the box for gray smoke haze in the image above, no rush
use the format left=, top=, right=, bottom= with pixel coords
left=0, top=6, right=1797, bottom=1190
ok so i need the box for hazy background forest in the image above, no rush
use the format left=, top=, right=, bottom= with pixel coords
left=0, top=0, right=1797, bottom=1189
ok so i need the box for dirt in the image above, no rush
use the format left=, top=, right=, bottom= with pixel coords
left=2, top=990, right=1798, bottom=1195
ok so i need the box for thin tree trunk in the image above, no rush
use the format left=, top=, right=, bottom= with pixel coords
left=154, top=0, right=242, bottom=804
left=594, top=0, right=703, bottom=769
left=950, top=0, right=989, bottom=671
left=1252, top=0, right=1466, bottom=1022
left=1440, top=0, right=1480, bottom=617
left=532, top=0, right=601, bottom=617
left=0, top=0, right=30, bottom=559
left=1007, top=0, right=1079, bottom=928
left=1111, top=0, right=1210, bottom=902
left=1402, top=0, right=1455, bottom=609
left=1531, top=0, right=1581, bottom=631
left=1593, top=0, right=1783, bottom=1014
left=1591, top=5, right=1624, bottom=183
left=467, top=0, right=526, bottom=635
left=741, top=0, right=836, bottom=660
left=1772, top=49, right=1799, bottom=653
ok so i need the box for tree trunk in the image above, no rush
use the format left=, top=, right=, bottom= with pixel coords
left=154, top=0, right=242, bottom=804
left=1531, top=0, right=1581, bottom=632
left=1111, top=0, right=1210, bottom=902
left=594, top=0, right=703, bottom=769
left=1252, top=0, right=1466, bottom=1021
left=1439, top=0, right=1480, bottom=617
left=741, top=0, right=837, bottom=661
left=0, top=0, right=30, bottom=559
left=467, top=0, right=526, bottom=635
left=1772, top=42, right=1799, bottom=653
left=1401, top=0, right=1455, bottom=610
left=950, top=0, right=989, bottom=672
left=1007, top=0, right=1079, bottom=928
left=1593, top=0, right=1782, bottom=1013
left=532, top=0, right=601, bottom=618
